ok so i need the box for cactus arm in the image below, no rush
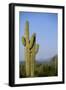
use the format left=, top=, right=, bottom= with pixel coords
left=22, top=36, right=26, bottom=46
left=35, top=44, right=39, bottom=54
left=29, top=33, right=36, bottom=49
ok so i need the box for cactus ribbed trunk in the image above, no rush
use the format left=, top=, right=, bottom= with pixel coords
left=22, top=21, right=39, bottom=77
left=31, top=44, right=35, bottom=76
left=25, top=48, right=31, bottom=76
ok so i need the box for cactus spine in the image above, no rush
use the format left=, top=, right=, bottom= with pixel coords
left=22, top=21, right=39, bottom=77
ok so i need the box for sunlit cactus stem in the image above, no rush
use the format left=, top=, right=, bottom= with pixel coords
left=22, top=21, right=39, bottom=77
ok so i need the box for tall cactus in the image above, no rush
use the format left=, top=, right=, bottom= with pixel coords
left=22, top=21, right=39, bottom=77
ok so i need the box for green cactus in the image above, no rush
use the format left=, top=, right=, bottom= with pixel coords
left=22, top=21, right=39, bottom=77
left=22, top=37, right=26, bottom=46
left=29, top=33, right=35, bottom=49
left=35, top=44, right=39, bottom=54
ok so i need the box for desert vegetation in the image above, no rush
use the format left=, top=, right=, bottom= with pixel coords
left=19, top=55, right=58, bottom=78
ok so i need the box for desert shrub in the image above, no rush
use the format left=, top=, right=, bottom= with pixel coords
left=19, top=63, right=26, bottom=78
left=19, top=56, right=58, bottom=78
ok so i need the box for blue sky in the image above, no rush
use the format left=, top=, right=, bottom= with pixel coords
left=19, top=12, right=58, bottom=61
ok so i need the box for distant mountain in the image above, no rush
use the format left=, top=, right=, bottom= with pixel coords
left=20, top=55, right=58, bottom=64
left=50, top=55, right=58, bottom=63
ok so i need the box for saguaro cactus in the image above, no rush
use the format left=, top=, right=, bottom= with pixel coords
left=22, top=21, right=39, bottom=77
